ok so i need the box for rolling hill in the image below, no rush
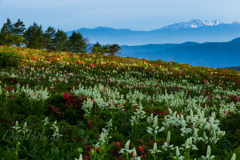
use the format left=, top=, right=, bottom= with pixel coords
left=119, top=37, right=240, bottom=68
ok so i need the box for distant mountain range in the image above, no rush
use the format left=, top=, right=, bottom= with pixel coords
left=66, top=19, right=240, bottom=45
left=225, top=66, right=240, bottom=71
left=160, top=19, right=224, bottom=29
left=118, top=37, right=240, bottom=68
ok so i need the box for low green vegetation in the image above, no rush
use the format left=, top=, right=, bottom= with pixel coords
left=0, top=45, right=239, bottom=160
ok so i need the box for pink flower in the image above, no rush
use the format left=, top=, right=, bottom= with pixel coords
left=63, top=93, right=71, bottom=100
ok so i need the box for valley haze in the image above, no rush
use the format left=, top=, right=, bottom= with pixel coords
left=66, top=19, right=240, bottom=69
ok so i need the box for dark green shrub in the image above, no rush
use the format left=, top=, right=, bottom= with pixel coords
left=0, top=51, right=24, bottom=69
left=7, top=92, right=47, bottom=118
left=45, top=94, right=85, bottom=125
left=219, top=112, right=240, bottom=151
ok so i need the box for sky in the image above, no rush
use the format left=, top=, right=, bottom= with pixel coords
left=0, top=0, right=240, bottom=32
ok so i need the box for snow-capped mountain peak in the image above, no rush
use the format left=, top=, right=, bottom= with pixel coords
left=232, top=20, right=240, bottom=25
left=161, top=19, right=223, bottom=29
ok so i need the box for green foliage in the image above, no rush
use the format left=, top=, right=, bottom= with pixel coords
left=51, top=29, right=71, bottom=52
left=0, top=21, right=25, bottom=47
left=0, top=50, right=24, bottom=68
left=6, top=33, right=25, bottom=47
left=0, top=24, right=9, bottom=46
left=233, top=146, right=240, bottom=160
left=0, top=106, right=25, bottom=131
left=1, top=44, right=240, bottom=159
left=91, top=41, right=110, bottom=55
left=1, top=18, right=92, bottom=54
left=42, top=26, right=56, bottom=51
left=45, top=94, right=85, bottom=125
left=55, top=120, right=78, bottom=142
left=219, top=112, right=240, bottom=152
left=7, top=92, right=47, bottom=118
left=11, top=19, right=26, bottom=47
left=108, top=44, right=121, bottom=57
left=23, top=22, right=43, bottom=49
left=69, top=31, right=86, bottom=53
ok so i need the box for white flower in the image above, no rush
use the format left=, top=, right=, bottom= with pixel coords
left=119, top=140, right=133, bottom=155
left=74, top=154, right=83, bottom=160
left=12, top=121, right=21, bottom=132
left=176, top=147, right=180, bottom=156
left=167, top=131, right=171, bottom=144
left=219, top=131, right=225, bottom=138
left=231, top=153, right=236, bottom=160
left=42, top=117, right=49, bottom=126
left=149, top=142, right=161, bottom=154
left=125, top=140, right=130, bottom=150
left=201, top=145, right=215, bottom=160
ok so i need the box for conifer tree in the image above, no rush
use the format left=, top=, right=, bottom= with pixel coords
left=108, top=44, right=121, bottom=57
left=0, top=24, right=8, bottom=45
left=91, top=41, right=110, bottom=55
left=12, top=19, right=26, bottom=47
left=68, top=31, right=86, bottom=53
left=4, top=18, right=13, bottom=35
left=1, top=18, right=13, bottom=46
left=52, top=29, right=71, bottom=52
left=42, top=26, right=56, bottom=51
left=23, top=22, right=43, bottom=49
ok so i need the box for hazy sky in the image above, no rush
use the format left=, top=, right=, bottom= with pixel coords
left=1, top=0, right=240, bottom=32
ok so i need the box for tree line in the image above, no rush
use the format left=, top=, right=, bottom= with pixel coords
left=0, top=18, right=121, bottom=56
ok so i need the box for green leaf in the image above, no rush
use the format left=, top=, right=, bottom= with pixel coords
left=224, top=149, right=231, bottom=158
left=233, top=146, right=240, bottom=160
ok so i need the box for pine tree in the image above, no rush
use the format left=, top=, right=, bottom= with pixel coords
left=91, top=42, right=110, bottom=55
left=68, top=31, right=86, bottom=53
left=4, top=18, right=13, bottom=35
left=108, top=44, right=121, bottom=57
left=42, top=26, right=56, bottom=51
left=52, top=29, right=71, bottom=52
left=12, top=19, right=26, bottom=47
left=0, top=24, right=8, bottom=45
left=23, top=22, right=43, bottom=49
left=1, top=18, right=14, bottom=46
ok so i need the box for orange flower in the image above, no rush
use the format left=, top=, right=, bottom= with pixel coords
left=139, top=146, right=145, bottom=154
left=76, top=60, right=85, bottom=64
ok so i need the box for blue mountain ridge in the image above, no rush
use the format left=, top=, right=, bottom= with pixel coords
left=66, top=19, right=240, bottom=45
left=119, top=37, right=240, bottom=68
left=66, top=19, right=240, bottom=68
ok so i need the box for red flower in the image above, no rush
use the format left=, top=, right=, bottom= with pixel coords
left=139, top=146, right=145, bottom=154
left=75, top=137, right=81, bottom=141
left=150, top=139, right=153, bottom=145
left=83, top=155, right=90, bottom=160
left=97, top=147, right=101, bottom=153
left=63, top=93, right=71, bottom=100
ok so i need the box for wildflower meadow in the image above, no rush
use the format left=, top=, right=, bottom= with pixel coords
left=0, top=45, right=239, bottom=160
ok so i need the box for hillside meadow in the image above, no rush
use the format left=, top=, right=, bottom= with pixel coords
left=0, top=45, right=240, bottom=160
